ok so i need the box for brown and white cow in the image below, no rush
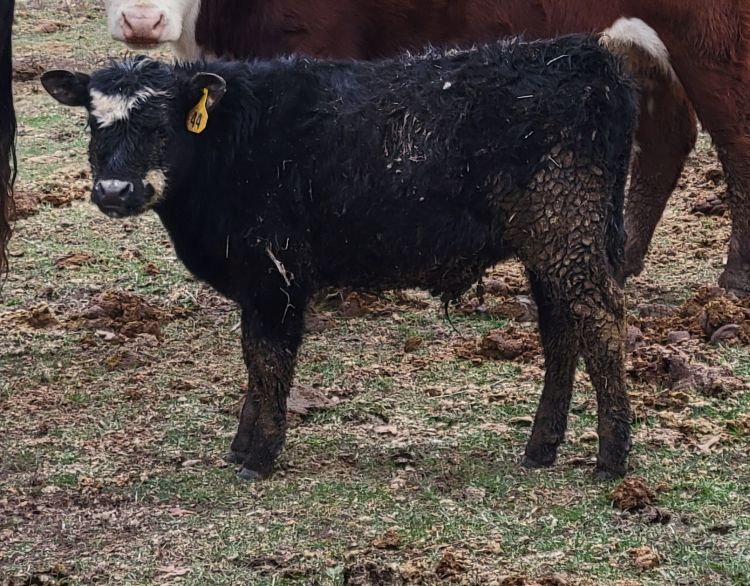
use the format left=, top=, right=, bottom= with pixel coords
left=102, top=0, right=750, bottom=294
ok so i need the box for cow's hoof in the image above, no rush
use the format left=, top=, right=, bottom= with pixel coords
left=520, top=454, right=553, bottom=469
left=224, top=450, right=247, bottom=465
left=237, top=466, right=270, bottom=481
left=593, top=465, right=626, bottom=481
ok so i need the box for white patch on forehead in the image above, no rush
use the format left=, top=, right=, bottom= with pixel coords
left=90, top=87, right=167, bottom=128
left=144, top=168, right=168, bottom=205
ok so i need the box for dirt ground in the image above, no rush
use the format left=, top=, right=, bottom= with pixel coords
left=1, top=2, right=749, bottom=585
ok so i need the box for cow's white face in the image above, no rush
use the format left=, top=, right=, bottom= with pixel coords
left=103, top=0, right=202, bottom=60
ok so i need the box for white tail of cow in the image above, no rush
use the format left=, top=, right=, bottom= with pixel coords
left=601, top=17, right=674, bottom=79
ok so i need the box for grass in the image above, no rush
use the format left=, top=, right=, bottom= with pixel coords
left=2, top=2, right=749, bottom=585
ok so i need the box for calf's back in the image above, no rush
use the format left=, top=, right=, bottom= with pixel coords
left=157, top=37, right=636, bottom=302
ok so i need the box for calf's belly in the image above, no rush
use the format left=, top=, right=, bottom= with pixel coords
left=313, top=210, right=511, bottom=297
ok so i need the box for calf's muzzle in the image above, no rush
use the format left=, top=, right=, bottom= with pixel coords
left=93, top=179, right=135, bottom=217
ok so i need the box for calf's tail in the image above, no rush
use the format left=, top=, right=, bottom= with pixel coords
left=594, top=42, right=641, bottom=282
left=0, top=0, right=16, bottom=278
left=599, top=17, right=677, bottom=284
left=604, top=120, right=632, bottom=284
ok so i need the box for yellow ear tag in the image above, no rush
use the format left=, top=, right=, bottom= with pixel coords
left=187, top=88, right=209, bottom=134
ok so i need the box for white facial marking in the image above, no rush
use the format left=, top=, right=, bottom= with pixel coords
left=90, top=90, right=134, bottom=128
left=90, top=87, right=166, bottom=128
left=144, top=169, right=167, bottom=204
left=601, top=17, right=674, bottom=78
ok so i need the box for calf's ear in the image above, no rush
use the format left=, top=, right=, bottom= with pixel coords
left=190, top=72, right=227, bottom=111
left=41, top=70, right=91, bottom=107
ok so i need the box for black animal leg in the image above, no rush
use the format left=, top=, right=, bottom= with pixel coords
left=521, top=273, right=580, bottom=469
left=228, top=298, right=305, bottom=480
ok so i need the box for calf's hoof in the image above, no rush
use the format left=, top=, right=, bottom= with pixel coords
left=520, top=454, right=554, bottom=470
left=224, top=450, right=247, bottom=465
left=622, top=260, right=643, bottom=279
left=521, top=441, right=559, bottom=469
left=593, top=464, right=626, bottom=481
left=238, top=466, right=272, bottom=481
left=719, top=267, right=750, bottom=297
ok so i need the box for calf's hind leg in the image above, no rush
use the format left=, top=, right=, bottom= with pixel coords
left=521, top=268, right=629, bottom=478
left=574, top=273, right=630, bottom=479
left=508, top=151, right=631, bottom=477
left=521, top=273, right=580, bottom=469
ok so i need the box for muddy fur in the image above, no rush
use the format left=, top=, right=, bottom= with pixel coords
left=0, top=0, right=16, bottom=277
left=43, top=35, right=638, bottom=479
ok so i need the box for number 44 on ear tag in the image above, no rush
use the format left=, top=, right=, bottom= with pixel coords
left=187, top=88, right=209, bottom=134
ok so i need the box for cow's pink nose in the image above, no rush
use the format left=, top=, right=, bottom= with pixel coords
left=121, top=7, right=166, bottom=44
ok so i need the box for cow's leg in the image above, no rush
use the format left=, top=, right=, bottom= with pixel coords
left=713, top=137, right=750, bottom=293
left=227, top=295, right=306, bottom=480
left=655, top=31, right=750, bottom=291
left=678, top=96, right=750, bottom=292
left=521, top=273, right=580, bottom=469
left=576, top=274, right=630, bottom=479
left=676, top=84, right=750, bottom=292
left=622, top=79, right=697, bottom=280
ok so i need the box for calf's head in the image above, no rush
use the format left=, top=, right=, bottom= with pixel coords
left=103, top=0, right=200, bottom=50
left=41, top=58, right=225, bottom=217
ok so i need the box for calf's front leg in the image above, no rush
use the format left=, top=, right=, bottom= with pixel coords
left=226, top=299, right=305, bottom=480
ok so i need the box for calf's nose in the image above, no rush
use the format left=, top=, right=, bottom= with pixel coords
left=95, top=179, right=134, bottom=207
left=121, top=6, right=166, bottom=43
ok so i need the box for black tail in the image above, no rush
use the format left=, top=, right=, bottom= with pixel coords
left=605, top=109, right=634, bottom=284
left=600, top=55, right=639, bottom=284
left=0, top=0, right=16, bottom=278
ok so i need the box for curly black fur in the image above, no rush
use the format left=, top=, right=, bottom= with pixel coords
left=46, top=35, right=639, bottom=479
left=0, top=0, right=16, bottom=277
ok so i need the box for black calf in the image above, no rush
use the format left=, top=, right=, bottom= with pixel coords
left=42, top=35, right=638, bottom=480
